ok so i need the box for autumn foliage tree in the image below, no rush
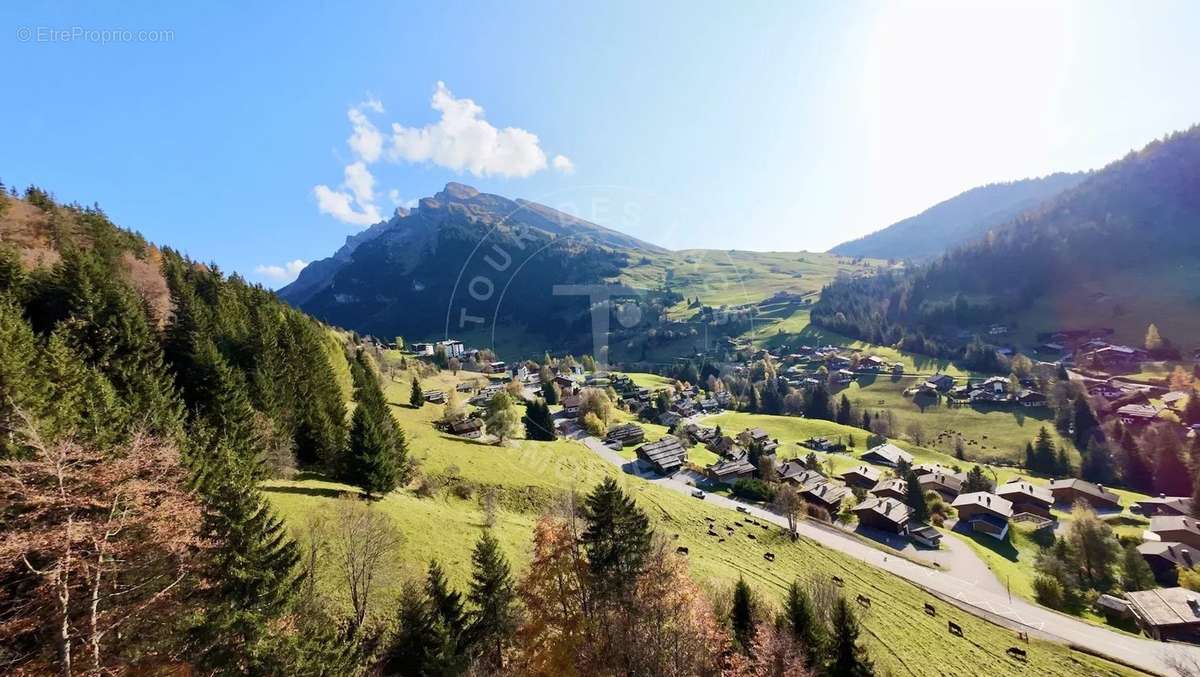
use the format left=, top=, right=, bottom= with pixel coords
left=0, top=431, right=203, bottom=675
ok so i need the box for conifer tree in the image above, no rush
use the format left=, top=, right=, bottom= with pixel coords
left=0, top=300, right=48, bottom=455
left=836, top=394, right=852, bottom=425
left=467, top=531, right=520, bottom=672
left=190, top=431, right=302, bottom=672
left=731, top=577, right=756, bottom=654
left=784, top=580, right=824, bottom=667
left=385, top=581, right=441, bottom=676
left=410, top=376, right=424, bottom=408
left=582, top=477, right=652, bottom=601
left=904, top=470, right=929, bottom=521
left=427, top=559, right=469, bottom=672
left=827, top=596, right=873, bottom=677
left=343, top=350, right=408, bottom=497
left=522, top=399, right=557, bottom=441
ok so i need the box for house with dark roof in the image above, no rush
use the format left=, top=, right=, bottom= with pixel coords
left=604, top=422, right=645, bottom=448
left=870, top=478, right=909, bottom=502
left=920, top=472, right=963, bottom=501
left=707, top=434, right=739, bottom=457
left=860, top=443, right=914, bottom=468
left=952, top=492, right=1014, bottom=540
left=708, top=456, right=757, bottom=485
left=800, top=481, right=849, bottom=513
left=737, top=428, right=779, bottom=455
left=1117, top=403, right=1160, bottom=426
left=1134, top=495, right=1194, bottom=517
left=636, top=436, right=687, bottom=475
left=777, top=461, right=823, bottom=488
left=448, top=417, right=483, bottom=439
left=1017, top=389, right=1048, bottom=408
left=996, top=478, right=1054, bottom=518
left=923, top=374, right=955, bottom=392
left=1125, top=587, right=1200, bottom=642
left=1048, top=479, right=1121, bottom=511
left=852, top=497, right=913, bottom=534
left=1148, top=516, right=1200, bottom=551
left=562, top=395, right=583, bottom=418
left=1138, top=542, right=1197, bottom=585
left=424, top=390, right=447, bottom=404
left=839, top=465, right=882, bottom=490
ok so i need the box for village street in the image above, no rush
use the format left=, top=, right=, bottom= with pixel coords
left=570, top=431, right=1200, bottom=676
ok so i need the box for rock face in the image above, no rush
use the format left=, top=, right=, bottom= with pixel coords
left=279, top=183, right=666, bottom=348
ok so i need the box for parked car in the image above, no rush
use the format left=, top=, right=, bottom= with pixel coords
left=691, top=489, right=705, bottom=499
left=736, top=505, right=748, bottom=513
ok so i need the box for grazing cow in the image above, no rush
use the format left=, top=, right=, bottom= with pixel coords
left=676, top=546, right=689, bottom=555
left=764, top=552, right=775, bottom=561
left=923, top=603, right=936, bottom=616
left=747, top=533, right=757, bottom=540
left=856, top=594, right=871, bottom=608
left=948, top=621, right=963, bottom=637
left=1006, top=647, right=1027, bottom=661
left=831, top=576, right=844, bottom=586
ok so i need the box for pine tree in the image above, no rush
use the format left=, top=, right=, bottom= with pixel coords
left=541, top=379, right=560, bottom=405
left=784, top=580, right=824, bottom=667
left=904, top=471, right=928, bottom=521
left=731, top=577, right=756, bottom=654
left=1081, top=439, right=1115, bottom=484
left=385, top=581, right=441, bottom=676
left=410, top=376, right=424, bottom=408
left=190, top=431, right=302, bottom=672
left=343, top=351, right=408, bottom=497
left=582, top=477, right=653, bottom=602
left=1056, top=445, right=1072, bottom=476
left=1145, top=323, right=1163, bottom=352
left=467, top=531, right=520, bottom=672
left=0, top=299, right=49, bottom=455
left=522, top=399, right=557, bottom=441
left=836, top=394, right=852, bottom=425
left=747, top=384, right=761, bottom=413
left=1072, top=397, right=1100, bottom=450
left=1033, top=427, right=1057, bottom=474
left=827, top=596, right=873, bottom=677
left=1024, top=442, right=1036, bottom=471
left=426, top=559, right=469, bottom=672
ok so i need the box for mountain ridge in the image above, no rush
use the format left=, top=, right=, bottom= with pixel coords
left=829, top=171, right=1089, bottom=261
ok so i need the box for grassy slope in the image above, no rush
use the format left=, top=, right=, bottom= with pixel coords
left=264, top=370, right=1140, bottom=676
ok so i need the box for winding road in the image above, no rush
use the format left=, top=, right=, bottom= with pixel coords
left=570, top=430, right=1200, bottom=676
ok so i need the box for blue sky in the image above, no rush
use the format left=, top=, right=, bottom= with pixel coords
left=3, top=1, right=1199, bottom=287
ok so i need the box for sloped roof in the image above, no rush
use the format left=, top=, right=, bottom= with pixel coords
left=852, top=497, right=913, bottom=525
left=997, top=478, right=1053, bottom=505
left=1047, top=478, right=1120, bottom=505
left=1126, top=588, right=1200, bottom=628
left=952, top=491, right=1014, bottom=518
left=861, top=443, right=913, bottom=467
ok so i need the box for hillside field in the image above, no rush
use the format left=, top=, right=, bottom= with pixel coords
left=264, top=371, right=1141, bottom=677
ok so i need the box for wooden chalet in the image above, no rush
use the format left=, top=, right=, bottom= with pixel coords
left=1148, top=516, right=1200, bottom=551
left=852, top=497, right=912, bottom=534
left=708, top=456, right=757, bottom=485
left=870, top=478, right=909, bottom=502
left=1048, top=479, right=1121, bottom=511
left=636, top=436, right=687, bottom=475
left=800, top=481, right=849, bottom=513
left=952, top=492, right=1014, bottom=540
left=860, top=443, right=914, bottom=468
left=840, top=464, right=882, bottom=490
left=996, top=478, right=1054, bottom=518
left=604, top=422, right=645, bottom=448
left=1126, top=587, right=1200, bottom=642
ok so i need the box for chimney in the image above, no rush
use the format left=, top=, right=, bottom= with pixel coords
left=1097, top=484, right=1105, bottom=493
left=1161, top=493, right=1167, bottom=499
left=1183, top=548, right=1193, bottom=568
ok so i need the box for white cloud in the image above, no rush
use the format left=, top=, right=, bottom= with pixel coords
left=314, top=161, right=383, bottom=226
left=343, top=161, right=375, bottom=205
left=552, top=154, right=575, bottom=174
left=360, top=94, right=384, bottom=114
left=388, top=188, right=402, bottom=204
left=388, top=81, right=551, bottom=178
left=347, top=107, right=384, bottom=163
left=255, top=259, right=308, bottom=283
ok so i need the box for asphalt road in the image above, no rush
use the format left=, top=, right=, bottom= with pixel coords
left=571, top=431, right=1200, bottom=676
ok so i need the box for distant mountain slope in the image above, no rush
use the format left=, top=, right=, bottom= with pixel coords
left=814, top=125, right=1200, bottom=354
left=281, top=182, right=665, bottom=309
left=280, top=182, right=670, bottom=353
left=830, top=172, right=1087, bottom=260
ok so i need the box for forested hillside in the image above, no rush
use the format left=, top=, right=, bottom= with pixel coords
left=830, top=172, right=1086, bottom=261
left=814, top=125, right=1200, bottom=356
left=0, top=185, right=406, bottom=673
